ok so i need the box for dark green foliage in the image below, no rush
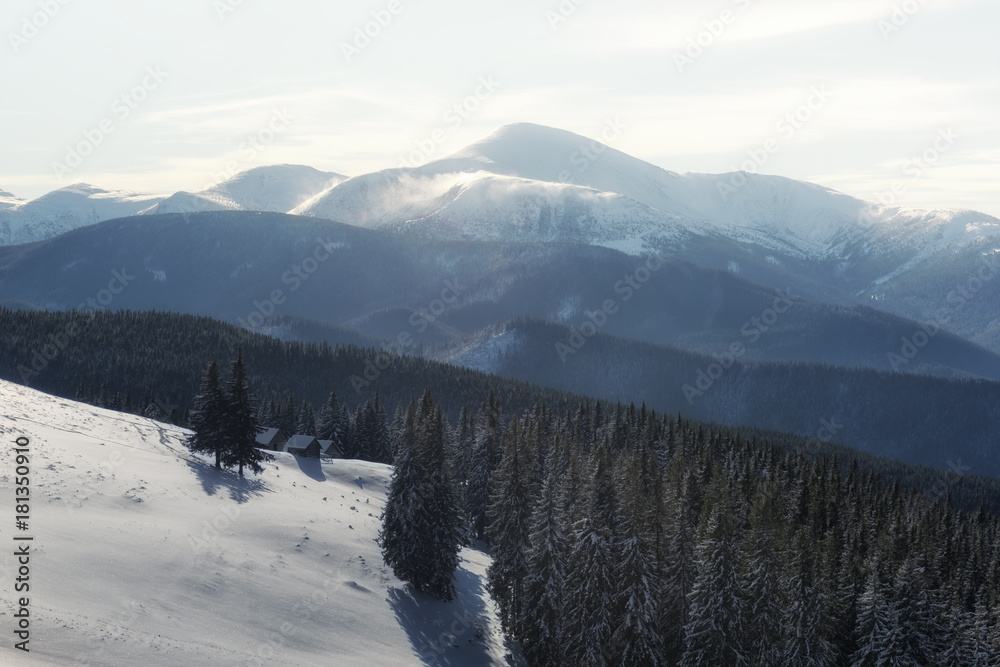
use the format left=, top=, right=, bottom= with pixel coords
left=439, top=395, right=1000, bottom=666
left=486, top=417, right=534, bottom=637
left=378, top=391, right=463, bottom=601
left=186, top=348, right=270, bottom=476
left=186, top=355, right=226, bottom=469
left=221, top=348, right=266, bottom=477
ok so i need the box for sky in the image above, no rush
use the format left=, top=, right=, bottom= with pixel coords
left=1, top=0, right=997, bottom=216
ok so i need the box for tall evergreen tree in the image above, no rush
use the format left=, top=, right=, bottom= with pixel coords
left=783, top=529, right=836, bottom=667
left=316, top=391, right=347, bottom=450
left=520, top=437, right=570, bottom=667
left=296, top=400, right=317, bottom=435
left=220, top=347, right=266, bottom=477
left=467, top=391, right=502, bottom=541
left=612, top=453, right=665, bottom=666
left=680, top=481, right=746, bottom=667
left=185, top=355, right=227, bottom=469
left=379, top=391, right=463, bottom=600
left=486, top=416, right=533, bottom=637
left=850, top=564, right=899, bottom=667
left=565, top=437, right=619, bottom=666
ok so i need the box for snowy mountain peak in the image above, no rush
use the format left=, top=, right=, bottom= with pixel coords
left=142, top=164, right=347, bottom=216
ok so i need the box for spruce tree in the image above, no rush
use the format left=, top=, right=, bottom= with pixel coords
left=564, top=437, right=618, bottom=666
left=379, top=403, right=426, bottom=587
left=612, top=454, right=664, bottom=666
left=185, top=355, right=227, bottom=469
left=850, top=565, right=898, bottom=667
left=486, top=416, right=533, bottom=637
left=783, top=529, right=836, bottom=667
left=220, top=347, right=266, bottom=477
left=296, top=400, right=316, bottom=436
left=467, top=392, right=502, bottom=541
left=680, top=481, right=746, bottom=667
left=520, top=438, right=570, bottom=667
left=317, top=391, right=347, bottom=454
left=418, top=401, right=464, bottom=599
left=742, top=522, right=784, bottom=666
left=379, top=391, right=463, bottom=601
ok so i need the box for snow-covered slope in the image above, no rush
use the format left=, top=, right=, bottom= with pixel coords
left=0, top=167, right=348, bottom=246
left=0, top=380, right=510, bottom=666
left=0, top=184, right=164, bottom=246
left=142, top=165, right=346, bottom=216
left=293, top=123, right=1000, bottom=260
left=295, top=168, right=687, bottom=252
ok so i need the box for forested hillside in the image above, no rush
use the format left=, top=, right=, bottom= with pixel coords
left=381, top=389, right=1000, bottom=665
left=5, top=306, right=1000, bottom=514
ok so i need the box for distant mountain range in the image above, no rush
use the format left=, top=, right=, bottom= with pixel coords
left=2, top=210, right=999, bottom=382
left=4, top=123, right=998, bottom=351
left=0, top=165, right=345, bottom=246
left=3, top=124, right=1000, bottom=474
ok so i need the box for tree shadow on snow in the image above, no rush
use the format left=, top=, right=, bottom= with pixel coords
left=388, top=565, right=499, bottom=666
left=185, top=459, right=270, bottom=503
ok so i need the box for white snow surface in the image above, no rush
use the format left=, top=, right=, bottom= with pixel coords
left=294, top=123, right=1000, bottom=259
left=0, top=184, right=164, bottom=246
left=0, top=380, right=510, bottom=666
left=6, top=124, right=1000, bottom=261
left=142, top=165, right=346, bottom=216
left=0, top=166, right=347, bottom=246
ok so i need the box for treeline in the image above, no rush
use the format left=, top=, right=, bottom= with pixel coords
left=384, top=390, right=1000, bottom=666
left=5, top=307, right=1000, bottom=513
left=475, top=317, right=1000, bottom=476
left=0, top=307, right=581, bottom=423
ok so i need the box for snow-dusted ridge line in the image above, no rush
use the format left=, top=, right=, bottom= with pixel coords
left=4, top=123, right=999, bottom=265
